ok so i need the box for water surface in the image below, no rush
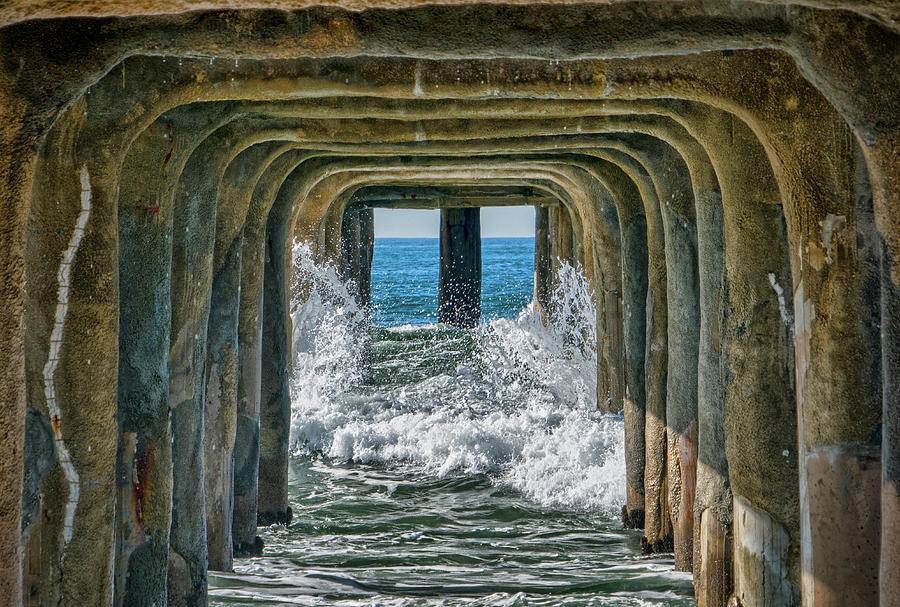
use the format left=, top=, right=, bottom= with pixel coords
left=209, top=238, right=694, bottom=606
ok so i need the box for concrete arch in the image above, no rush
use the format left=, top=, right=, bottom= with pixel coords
left=116, top=100, right=772, bottom=600
left=6, top=14, right=896, bottom=604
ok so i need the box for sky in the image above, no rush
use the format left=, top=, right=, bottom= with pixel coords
left=373, top=206, right=536, bottom=238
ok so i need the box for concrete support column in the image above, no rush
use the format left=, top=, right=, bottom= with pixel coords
left=719, top=133, right=796, bottom=606
left=881, top=242, right=900, bottom=607
left=204, top=234, right=243, bottom=572
left=621, top=212, right=648, bottom=530
left=0, top=92, right=30, bottom=607
left=233, top=229, right=264, bottom=556
left=549, top=206, right=562, bottom=293
left=339, top=207, right=375, bottom=380
left=233, top=150, right=301, bottom=558
left=339, top=209, right=365, bottom=305
left=558, top=208, right=575, bottom=267
left=534, top=205, right=552, bottom=320
left=258, top=210, right=292, bottom=526
left=861, top=135, right=900, bottom=607
left=344, top=207, right=375, bottom=312
left=114, top=125, right=180, bottom=607
left=358, top=208, right=374, bottom=311
left=23, top=102, right=119, bottom=606
left=653, top=144, right=699, bottom=573
left=438, top=207, right=481, bottom=328
left=599, top=288, right=625, bottom=414
left=168, top=142, right=220, bottom=607
left=794, top=130, right=882, bottom=607
left=601, top=149, right=669, bottom=554
left=624, top=139, right=698, bottom=568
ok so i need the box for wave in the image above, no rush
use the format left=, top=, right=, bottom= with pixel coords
left=288, top=241, right=625, bottom=514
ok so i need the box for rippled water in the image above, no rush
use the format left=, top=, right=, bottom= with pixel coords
left=209, top=238, right=695, bottom=606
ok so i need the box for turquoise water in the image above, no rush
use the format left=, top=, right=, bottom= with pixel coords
left=371, top=238, right=535, bottom=326
left=209, top=239, right=695, bottom=606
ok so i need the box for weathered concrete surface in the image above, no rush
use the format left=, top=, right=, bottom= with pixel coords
left=257, top=208, right=293, bottom=527
left=203, top=234, right=242, bottom=573
left=167, top=131, right=223, bottom=607
left=204, top=140, right=286, bottom=572
left=358, top=208, right=375, bottom=311
left=339, top=207, right=375, bottom=311
left=609, top=171, right=648, bottom=531
left=436, top=207, right=482, bottom=326
left=233, top=147, right=299, bottom=556
left=3, top=5, right=900, bottom=607
left=734, top=495, right=794, bottom=606
left=534, top=205, right=551, bottom=322
left=114, top=120, right=179, bottom=607
left=881, top=246, right=900, bottom=607
left=792, top=130, right=883, bottom=607
left=23, top=98, right=121, bottom=607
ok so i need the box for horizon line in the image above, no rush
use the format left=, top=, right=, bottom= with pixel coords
left=375, top=235, right=535, bottom=239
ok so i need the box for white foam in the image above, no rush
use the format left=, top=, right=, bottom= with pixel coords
left=288, top=242, right=625, bottom=514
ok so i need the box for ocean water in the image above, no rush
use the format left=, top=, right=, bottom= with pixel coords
left=370, top=238, right=536, bottom=326
left=209, top=238, right=695, bottom=606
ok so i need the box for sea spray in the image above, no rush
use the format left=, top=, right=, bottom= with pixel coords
left=288, top=241, right=626, bottom=514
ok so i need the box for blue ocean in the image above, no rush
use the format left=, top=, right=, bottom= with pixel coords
left=370, top=237, right=536, bottom=326
left=209, top=238, right=695, bottom=606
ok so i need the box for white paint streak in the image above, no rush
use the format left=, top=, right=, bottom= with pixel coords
left=42, top=165, right=91, bottom=547
left=768, top=273, right=793, bottom=334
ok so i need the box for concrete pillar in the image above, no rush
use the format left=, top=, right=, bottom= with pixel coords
left=881, top=242, right=900, bottom=607
left=168, top=140, right=220, bottom=607
left=114, top=124, right=179, bottom=607
left=578, top=182, right=624, bottom=417
left=794, top=128, right=882, bottom=607
left=337, top=205, right=374, bottom=308
left=644, top=217, right=672, bottom=555
left=339, top=209, right=363, bottom=302
left=203, top=234, right=243, bottom=572
left=438, top=207, right=481, bottom=328
left=233, top=150, right=301, bottom=558
left=718, top=123, right=796, bottom=606
left=233, top=227, right=264, bottom=556
left=651, top=141, right=700, bottom=572
left=621, top=206, right=648, bottom=530
left=599, top=288, right=625, bottom=414
left=338, top=206, right=375, bottom=381
left=600, top=149, right=669, bottom=555
left=258, top=209, right=292, bottom=526
left=558, top=208, right=575, bottom=267
left=0, top=108, right=27, bottom=607
left=534, top=205, right=552, bottom=320
left=358, top=208, right=374, bottom=312
left=23, top=100, right=119, bottom=606
left=548, top=206, right=562, bottom=294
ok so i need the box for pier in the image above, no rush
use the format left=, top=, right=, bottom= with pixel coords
left=1, top=3, right=899, bottom=606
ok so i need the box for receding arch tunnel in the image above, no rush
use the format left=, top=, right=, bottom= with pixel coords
left=2, top=3, right=899, bottom=607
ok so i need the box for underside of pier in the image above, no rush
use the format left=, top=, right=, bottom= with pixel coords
left=2, top=2, right=899, bottom=606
